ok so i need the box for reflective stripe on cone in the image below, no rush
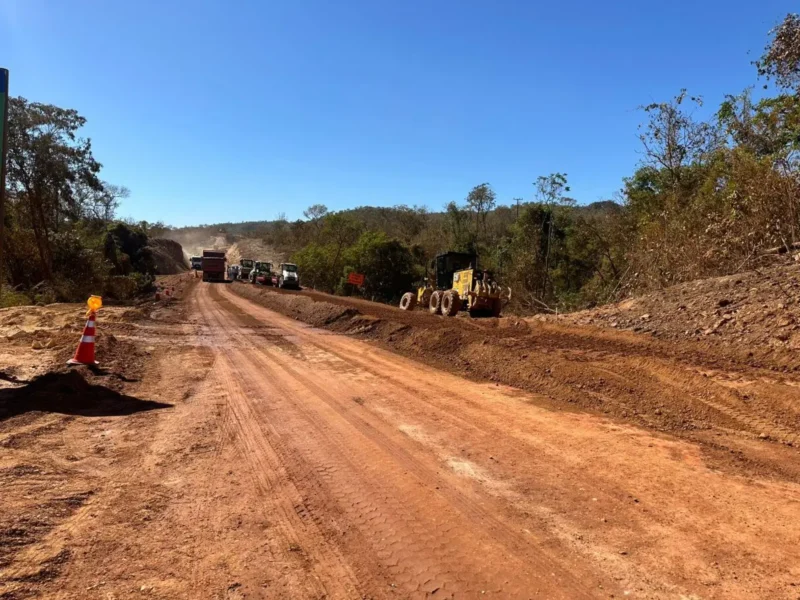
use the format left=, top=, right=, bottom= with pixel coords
left=67, top=311, right=98, bottom=366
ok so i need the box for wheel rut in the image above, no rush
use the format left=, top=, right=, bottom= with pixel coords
left=200, top=283, right=596, bottom=598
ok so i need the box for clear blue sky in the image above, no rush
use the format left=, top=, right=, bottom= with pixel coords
left=0, top=0, right=794, bottom=226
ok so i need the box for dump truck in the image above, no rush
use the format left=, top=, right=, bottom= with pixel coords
left=250, top=261, right=273, bottom=285
left=190, top=256, right=203, bottom=270
left=239, top=258, right=255, bottom=280
left=201, top=250, right=226, bottom=282
left=273, top=263, right=300, bottom=289
left=399, top=251, right=509, bottom=317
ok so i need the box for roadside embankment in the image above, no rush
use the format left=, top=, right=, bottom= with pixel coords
left=228, top=280, right=800, bottom=483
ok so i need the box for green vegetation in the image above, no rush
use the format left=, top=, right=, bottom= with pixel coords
left=7, top=13, right=800, bottom=313
left=2, top=97, right=154, bottom=304
left=181, top=13, right=800, bottom=313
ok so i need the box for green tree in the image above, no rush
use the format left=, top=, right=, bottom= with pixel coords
left=718, top=90, right=800, bottom=158
left=637, top=91, right=721, bottom=192
left=78, top=182, right=129, bottom=223
left=105, top=222, right=155, bottom=277
left=6, top=97, right=105, bottom=279
left=756, top=13, right=800, bottom=90
left=392, top=204, right=429, bottom=243
left=535, top=173, right=571, bottom=206
left=293, top=243, right=333, bottom=291
left=342, top=231, right=415, bottom=302
left=533, top=173, right=573, bottom=296
left=465, top=183, right=496, bottom=241
left=322, top=213, right=362, bottom=280
left=303, top=204, right=328, bottom=240
left=444, top=200, right=475, bottom=252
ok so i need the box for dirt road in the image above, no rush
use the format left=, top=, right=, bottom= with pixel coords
left=2, top=280, right=799, bottom=599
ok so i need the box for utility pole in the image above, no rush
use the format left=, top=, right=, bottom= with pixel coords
left=0, top=69, right=9, bottom=301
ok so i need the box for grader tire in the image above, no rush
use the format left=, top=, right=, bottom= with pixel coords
left=491, top=297, right=502, bottom=317
left=441, top=290, right=460, bottom=317
left=399, top=292, right=417, bottom=311
left=429, top=290, right=443, bottom=315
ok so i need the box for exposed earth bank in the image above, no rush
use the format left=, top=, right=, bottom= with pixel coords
left=230, top=281, right=800, bottom=483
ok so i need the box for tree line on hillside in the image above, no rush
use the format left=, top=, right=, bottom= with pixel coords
left=1, top=98, right=156, bottom=306
left=6, top=12, right=800, bottom=312
left=178, top=13, right=800, bottom=311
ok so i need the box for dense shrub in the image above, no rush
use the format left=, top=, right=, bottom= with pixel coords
left=341, top=231, right=416, bottom=302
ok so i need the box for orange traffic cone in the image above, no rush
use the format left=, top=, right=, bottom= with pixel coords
left=67, top=311, right=98, bottom=366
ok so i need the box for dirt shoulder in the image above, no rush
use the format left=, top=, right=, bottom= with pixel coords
left=0, top=273, right=239, bottom=599
left=229, top=281, right=800, bottom=484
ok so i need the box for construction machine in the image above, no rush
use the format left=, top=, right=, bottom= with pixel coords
left=239, top=258, right=255, bottom=280
left=250, top=261, right=273, bottom=285
left=398, top=252, right=510, bottom=317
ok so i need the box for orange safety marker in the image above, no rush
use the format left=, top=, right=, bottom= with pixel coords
left=67, top=296, right=102, bottom=366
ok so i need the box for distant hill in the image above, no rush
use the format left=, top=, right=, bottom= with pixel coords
left=164, top=200, right=623, bottom=238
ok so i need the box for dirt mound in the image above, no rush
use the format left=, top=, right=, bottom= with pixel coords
left=0, top=294, right=175, bottom=387
left=0, top=370, right=171, bottom=421
left=545, top=257, right=800, bottom=362
left=231, top=284, right=360, bottom=326
left=148, top=238, right=188, bottom=274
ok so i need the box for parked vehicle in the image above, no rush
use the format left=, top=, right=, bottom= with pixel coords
left=190, top=256, right=203, bottom=270
left=250, top=261, right=273, bottom=285
left=201, top=250, right=226, bottom=282
left=239, top=258, right=255, bottom=280
left=272, top=263, right=300, bottom=289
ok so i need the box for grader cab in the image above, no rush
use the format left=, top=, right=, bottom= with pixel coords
left=399, top=252, right=510, bottom=317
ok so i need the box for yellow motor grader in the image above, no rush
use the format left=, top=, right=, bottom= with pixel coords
left=399, top=252, right=510, bottom=317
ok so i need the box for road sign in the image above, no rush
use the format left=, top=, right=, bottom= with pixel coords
left=347, top=272, right=365, bottom=286
left=0, top=68, right=8, bottom=299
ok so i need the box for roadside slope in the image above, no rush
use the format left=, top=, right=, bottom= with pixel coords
left=148, top=237, right=189, bottom=274
left=548, top=257, right=800, bottom=356
left=229, top=281, right=800, bottom=484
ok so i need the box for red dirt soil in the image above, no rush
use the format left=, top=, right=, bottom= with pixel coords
left=1, top=273, right=798, bottom=599
left=230, top=281, right=800, bottom=481
left=546, top=257, right=800, bottom=369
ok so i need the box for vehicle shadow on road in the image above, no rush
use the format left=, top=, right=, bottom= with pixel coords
left=0, top=370, right=172, bottom=421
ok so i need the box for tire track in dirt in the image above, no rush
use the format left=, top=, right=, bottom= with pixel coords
left=214, top=282, right=800, bottom=600
left=229, top=341, right=564, bottom=598
left=202, top=284, right=598, bottom=598
left=231, top=282, right=800, bottom=464
left=195, top=285, right=363, bottom=599
left=215, top=287, right=707, bottom=597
